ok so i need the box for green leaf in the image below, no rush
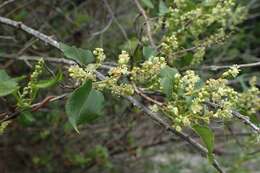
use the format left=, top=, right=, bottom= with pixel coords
left=14, top=9, right=28, bottom=21
left=18, top=111, right=35, bottom=127
left=174, top=52, right=193, bottom=67
left=143, top=46, right=156, bottom=59
left=13, top=75, right=26, bottom=82
left=0, top=70, right=12, bottom=81
left=65, top=80, right=105, bottom=133
left=159, top=66, right=178, bottom=98
left=0, top=70, right=19, bottom=97
left=193, top=124, right=215, bottom=163
left=159, top=0, right=169, bottom=16
left=132, top=44, right=143, bottom=66
left=120, top=38, right=139, bottom=55
left=60, top=43, right=94, bottom=65
left=141, top=0, right=154, bottom=9
left=0, top=121, right=11, bottom=135
left=238, top=75, right=248, bottom=91
left=35, top=70, right=63, bottom=89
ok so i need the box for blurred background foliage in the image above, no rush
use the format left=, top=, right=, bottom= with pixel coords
left=0, top=0, right=259, bottom=172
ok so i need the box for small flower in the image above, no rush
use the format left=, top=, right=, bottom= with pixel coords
left=118, top=51, right=130, bottom=65
left=222, top=65, right=240, bottom=78
left=172, top=107, right=179, bottom=115
left=93, top=48, right=106, bottom=63
left=191, top=101, right=202, bottom=114
left=68, top=65, right=96, bottom=81
left=0, top=121, right=11, bottom=134
left=150, top=104, right=159, bottom=112
left=182, top=117, right=191, bottom=126
left=175, top=125, right=182, bottom=132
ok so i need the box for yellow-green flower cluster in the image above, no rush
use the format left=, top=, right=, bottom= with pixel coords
left=93, top=48, right=106, bottom=63
left=159, top=67, right=245, bottom=131
left=65, top=45, right=259, bottom=134
left=237, top=77, right=260, bottom=116
left=204, top=78, right=238, bottom=119
left=158, top=0, right=246, bottom=65
left=222, top=65, right=240, bottom=78
left=98, top=51, right=134, bottom=95
left=179, top=70, right=200, bottom=95
left=149, top=104, right=160, bottom=113
left=30, top=58, right=44, bottom=82
left=163, top=103, right=192, bottom=132
left=95, top=77, right=134, bottom=96
left=0, top=120, right=11, bottom=135
left=66, top=46, right=257, bottom=134
left=107, top=51, right=131, bottom=77
left=68, top=49, right=134, bottom=96
left=192, top=47, right=206, bottom=64
left=210, top=0, right=246, bottom=28
left=118, top=50, right=130, bottom=65
left=68, top=65, right=96, bottom=82
left=131, top=57, right=166, bottom=85
left=67, top=51, right=166, bottom=97
left=161, top=34, right=179, bottom=55
left=68, top=48, right=109, bottom=83
left=19, top=58, right=44, bottom=106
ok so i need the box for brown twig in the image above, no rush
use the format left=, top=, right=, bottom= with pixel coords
left=207, top=102, right=260, bottom=134
left=0, top=16, right=60, bottom=49
left=0, top=94, right=68, bottom=124
left=133, top=0, right=156, bottom=49
left=1, top=54, right=75, bottom=65
left=132, top=83, right=164, bottom=106
left=0, top=0, right=16, bottom=9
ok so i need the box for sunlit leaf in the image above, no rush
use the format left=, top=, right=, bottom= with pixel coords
left=65, top=80, right=104, bottom=133
left=35, top=70, right=63, bottom=89
left=159, top=0, right=169, bottom=16
left=193, top=124, right=215, bottom=163
left=143, top=46, right=156, bottom=59
left=0, top=70, right=19, bottom=97
left=60, top=43, right=94, bottom=65
left=141, top=0, right=154, bottom=9
left=160, top=66, right=178, bottom=98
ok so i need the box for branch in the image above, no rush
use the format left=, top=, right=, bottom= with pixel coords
left=1, top=54, right=75, bottom=65
left=203, top=61, right=260, bottom=70
left=0, top=0, right=15, bottom=9
left=0, top=16, right=225, bottom=173
left=0, top=94, right=68, bottom=123
left=96, top=72, right=225, bottom=173
left=0, top=54, right=114, bottom=70
left=0, top=16, right=60, bottom=49
left=126, top=96, right=225, bottom=173
left=232, top=111, right=260, bottom=134
left=207, top=102, right=260, bottom=134
left=132, top=83, right=164, bottom=106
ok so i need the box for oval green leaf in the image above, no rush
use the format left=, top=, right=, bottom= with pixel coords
left=193, top=124, right=215, bottom=163
left=60, top=43, right=94, bottom=65
left=65, top=80, right=105, bottom=133
left=0, top=70, right=19, bottom=97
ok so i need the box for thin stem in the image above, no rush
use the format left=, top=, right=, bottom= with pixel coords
left=133, top=0, right=156, bottom=49
left=203, top=61, right=260, bottom=70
